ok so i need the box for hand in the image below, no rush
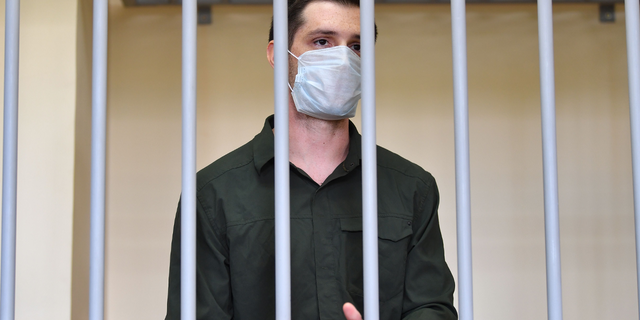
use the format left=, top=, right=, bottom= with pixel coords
left=343, top=302, right=363, bottom=320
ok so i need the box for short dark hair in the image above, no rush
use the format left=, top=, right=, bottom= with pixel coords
left=268, top=0, right=377, bottom=48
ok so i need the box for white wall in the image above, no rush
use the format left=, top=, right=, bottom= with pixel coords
left=0, top=0, right=80, bottom=319
left=104, top=2, right=637, bottom=320
left=0, top=1, right=636, bottom=320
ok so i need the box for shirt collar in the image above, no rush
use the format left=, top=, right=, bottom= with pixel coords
left=253, top=115, right=276, bottom=172
left=253, top=115, right=362, bottom=174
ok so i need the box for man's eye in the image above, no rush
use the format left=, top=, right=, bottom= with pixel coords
left=351, top=44, right=361, bottom=52
left=315, top=39, right=328, bottom=46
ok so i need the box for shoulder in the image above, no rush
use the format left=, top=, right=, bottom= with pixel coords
left=376, top=145, right=436, bottom=189
left=375, top=146, right=439, bottom=219
left=196, top=139, right=255, bottom=191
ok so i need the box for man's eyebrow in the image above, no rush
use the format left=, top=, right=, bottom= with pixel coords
left=307, top=29, right=338, bottom=37
left=307, top=29, right=360, bottom=39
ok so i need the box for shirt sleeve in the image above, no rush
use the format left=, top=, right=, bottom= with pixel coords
left=401, top=175, right=458, bottom=320
left=165, top=195, right=233, bottom=320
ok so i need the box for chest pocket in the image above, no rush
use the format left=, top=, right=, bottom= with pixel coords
left=339, top=216, right=413, bottom=303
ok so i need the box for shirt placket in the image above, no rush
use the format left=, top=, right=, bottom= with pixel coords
left=310, top=162, right=356, bottom=320
left=311, top=184, right=341, bottom=320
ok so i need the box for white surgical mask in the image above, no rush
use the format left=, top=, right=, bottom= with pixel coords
left=288, top=46, right=361, bottom=120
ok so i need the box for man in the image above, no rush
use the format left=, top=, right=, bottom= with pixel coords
left=166, top=0, right=457, bottom=319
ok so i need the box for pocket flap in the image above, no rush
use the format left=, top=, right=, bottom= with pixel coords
left=378, top=217, right=413, bottom=241
left=339, top=216, right=413, bottom=242
left=339, top=217, right=363, bottom=232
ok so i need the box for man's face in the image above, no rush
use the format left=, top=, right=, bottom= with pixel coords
left=288, top=1, right=361, bottom=86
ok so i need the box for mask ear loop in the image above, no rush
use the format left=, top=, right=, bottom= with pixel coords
left=287, top=50, right=299, bottom=93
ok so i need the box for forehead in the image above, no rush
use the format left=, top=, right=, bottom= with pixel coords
left=298, top=2, right=360, bottom=36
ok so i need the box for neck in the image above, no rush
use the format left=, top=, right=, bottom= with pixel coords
left=287, top=101, right=350, bottom=185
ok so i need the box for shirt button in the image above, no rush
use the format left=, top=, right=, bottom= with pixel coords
left=407, top=221, right=412, bottom=226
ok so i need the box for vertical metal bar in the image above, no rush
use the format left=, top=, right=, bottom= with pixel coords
left=273, top=0, right=290, bottom=318
left=451, top=0, right=474, bottom=319
left=0, top=0, right=19, bottom=319
left=360, top=1, right=379, bottom=320
left=89, top=0, right=108, bottom=319
left=624, top=0, right=640, bottom=317
left=537, top=0, right=563, bottom=319
left=181, top=0, right=197, bottom=319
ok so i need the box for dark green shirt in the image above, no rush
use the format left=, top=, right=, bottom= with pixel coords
left=166, top=116, right=457, bottom=320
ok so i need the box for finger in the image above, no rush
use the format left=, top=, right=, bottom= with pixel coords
left=342, top=302, right=363, bottom=320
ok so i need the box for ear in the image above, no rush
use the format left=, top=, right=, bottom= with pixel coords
left=266, top=40, right=275, bottom=68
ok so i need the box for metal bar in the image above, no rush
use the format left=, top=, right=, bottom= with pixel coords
left=360, top=1, right=379, bottom=320
left=451, top=0, right=474, bottom=319
left=181, top=0, right=198, bottom=319
left=89, top=0, right=108, bottom=319
left=624, top=0, right=640, bottom=317
left=537, top=0, right=563, bottom=319
left=0, top=0, right=19, bottom=319
left=273, top=0, right=290, bottom=318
